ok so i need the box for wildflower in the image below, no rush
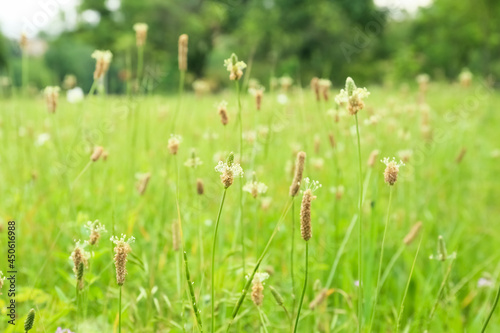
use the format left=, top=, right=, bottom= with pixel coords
left=318, top=79, right=332, bottom=101
left=289, top=151, right=306, bottom=197
left=217, top=101, right=229, bottom=126
left=35, top=133, right=50, bottom=147
left=44, top=86, right=60, bottom=113
left=429, top=235, right=456, bottom=261
left=178, top=34, right=189, bottom=71
left=196, top=178, right=204, bottom=195
left=20, top=32, right=28, bottom=50
left=403, top=222, right=422, bottom=245
left=478, top=277, right=493, bottom=288
left=279, top=76, right=293, bottom=92
left=367, top=149, right=380, bottom=167
left=311, top=77, right=320, bottom=101
left=251, top=272, right=269, bottom=306
left=67, top=87, right=84, bottom=103
left=24, top=309, right=35, bottom=332
left=184, top=150, right=203, bottom=168
left=136, top=172, right=151, bottom=195
left=243, top=173, right=268, bottom=199
left=459, top=68, right=472, bottom=88
left=133, top=23, right=148, bottom=47
left=70, top=240, right=90, bottom=290
left=85, top=220, right=107, bottom=246
left=224, top=53, right=246, bottom=80
left=111, top=234, right=135, bottom=285
left=335, top=77, right=370, bottom=115
left=91, top=50, right=113, bottom=80
left=168, top=134, right=182, bottom=155
left=249, top=86, right=264, bottom=110
left=381, top=157, right=404, bottom=185
left=215, top=152, right=244, bottom=188
left=91, top=146, right=104, bottom=162
left=300, top=179, right=321, bottom=241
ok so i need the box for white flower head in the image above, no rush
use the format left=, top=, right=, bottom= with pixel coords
left=224, top=53, right=246, bottom=80
left=215, top=152, right=244, bottom=188
left=302, top=177, right=322, bottom=193
left=110, top=234, right=135, bottom=246
left=85, top=220, right=107, bottom=233
left=243, top=176, right=268, bottom=198
left=35, top=133, right=51, bottom=147
left=335, top=77, right=370, bottom=115
left=252, top=272, right=270, bottom=284
left=67, top=87, right=84, bottom=103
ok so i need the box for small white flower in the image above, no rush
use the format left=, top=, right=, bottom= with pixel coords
left=335, top=77, right=370, bottom=115
left=35, top=133, right=51, bottom=146
left=243, top=180, right=268, bottom=198
left=214, top=161, right=244, bottom=178
left=67, top=87, right=84, bottom=103
left=110, top=234, right=135, bottom=246
left=302, top=177, right=322, bottom=193
left=85, top=220, right=107, bottom=233
left=252, top=272, right=270, bottom=284
left=478, top=278, right=493, bottom=288
left=277, top=93, right=289, bottom=105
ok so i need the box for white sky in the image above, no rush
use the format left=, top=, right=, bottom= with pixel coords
left=0, top=0, right=432, bottom=39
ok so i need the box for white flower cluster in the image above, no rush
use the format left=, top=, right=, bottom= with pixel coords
left=110, top=234, right=136, bottom=246
left=214, top=161, right=244, bottom=178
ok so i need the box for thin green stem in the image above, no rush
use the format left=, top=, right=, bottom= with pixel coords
left=294, top=241, right=309, bottom=333
left=482, top=282, right=500, bottom=333
left=88, top=80, right=98, bottom=96
left=212, top=188, right=228, bottom=332
left=119, top=285, right=122, bottom=333
left=184, top=250, right=204, bottom=332
left=355, top=113, right=364, bottom=332
left=368, top=186, right=393, bottom=331
left=427, top=261, right=454, bottom=328
left=291, top=198, right=296, bottom=313
left=397, top=237, right=423, bottom=333
left=71, top=161, right=92, bottom=188
left=236, top=79, right=245, bottom=273
left=22, top=50, right=28, bottom=95
left=137, top=45, right=144, bottom=91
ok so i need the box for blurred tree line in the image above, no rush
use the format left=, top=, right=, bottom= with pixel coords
left=0, top=0, right=499, bottom=93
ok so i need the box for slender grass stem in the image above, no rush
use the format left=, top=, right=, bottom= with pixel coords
left=212, top=188, right=228, bottom=332
left=22, top=50, right=28, bottom=95
left=258, top=307, right=269, bottom=333
left=184, top=250, right=204, bottom=332
left=368, top=186, right=393, bottom=331
left=119, top=285, right=122, bottom=333
left=481, top=282, right=500, bottom=333
left=137, top=45, right=144, bottom=92
left=396, top=237, right=423, bottom=333
left=88, top=80, right=98, bottom=96
left=291, top=197, right=296, bottom=312
left=354, top=114, right=364, bottom=332
left=71, top=161, right=92, bottom=188
left=226, top=198, right=293, bottom=332
left=293, top=241, right=309, bottom=333
left=427, top=260, right=454, bottom=328
left=235, top=79, right=245, bottom=273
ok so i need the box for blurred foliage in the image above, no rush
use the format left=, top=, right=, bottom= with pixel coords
left=0, top=0, right=499, bottom=91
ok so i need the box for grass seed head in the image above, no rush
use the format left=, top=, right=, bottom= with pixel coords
left=251, top=272, right=269, bottom=307
left=24, top=309, right=35, bottom=332
left=133, top=23, right=148, bottom=47
left=328, top=132, right=336, bottom=148
left=178, top=34, right=189, bottom=71
left=289, top=151, right=306, bottom=197
left=168, top=134, right=182, bottom=155
left=215, top=152, right=243, bottom=188
left=44, top=86, right=60, bottom=113
left=196, top=178, right=204, bottom=195
left=91, top=146, right=104, bottom=161
left=368, top=149, right=380, bottom=167
left=91, top=50, right=113, bottom=80
left=382, top=157, right=404, bottom=185
left=300, top=189, right=314, bottom=241
left=111, top=234, right=135, bottom=286
left=218, top=101, right=229, bottom=126
left=335, top=77, right=370, bottom=115
left=455, top=147, right=467, bottom=164
left=269, top=286, right=284, bottom=306
left=311, top=77, right=320, bottom=101
left=136, top=173, right=151, bottom=195
left=224, top=53, right=246, bottom=80
left=20, top=33, right=28, bottom=50
left=403, top=221, right=423, bottom=245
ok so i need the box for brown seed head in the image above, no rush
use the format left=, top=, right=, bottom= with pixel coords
left=137, top=173, right=151, bottom=195
left=218, top=102, right=229, bottom=126
left=403, top=221, right=423, bottom=245
left=367, top=149, right=380, bottom=167
left=113, top=242, right=132, bottom=286
left=328, top=132, right=336, bottom=148
left=300, top=189, right=315, bottom=241
left=311, top=77, right=320, bottom=101
left=309, top=288, right=329, bottom=310
left=289, top=151, right=306, bottom=196
left=91, top=146, right=104, bottom=162
left=382, top=157, right=404, bottom=186
left=196, top=178, right=204, bottom=195
left=455, top=147, right=467, bottom=164
left=133, top=23, right=148, bottom=47
left=20, top=33, right=28, bottom=50
left=178, top=34, right=189, bottom=71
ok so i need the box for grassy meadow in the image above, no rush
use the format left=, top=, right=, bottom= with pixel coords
left=1, top=78, right=500, bottom=333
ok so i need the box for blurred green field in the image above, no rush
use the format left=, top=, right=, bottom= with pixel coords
left=1, top=80, right=500, bottom=332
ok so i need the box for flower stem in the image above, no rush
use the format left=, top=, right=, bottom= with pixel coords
left=212, top=188, right=228, bottom=332
left=119, top=285, right=122, bottom=333
left=235, top=79, right=245, bottom=274
left=355, top=113, right=364, bottom=332
left=293, top=241, right=309, bottom=333
left=368, top=186, right=393, bottom=332
left=481, top=281, right=500, bottom=333
left=184, top=250, right=204, bottom=332
left=291, top=197, right=296, bottom=313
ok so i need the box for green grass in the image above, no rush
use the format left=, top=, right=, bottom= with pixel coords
left=0, top=80, right=500, bottom=332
